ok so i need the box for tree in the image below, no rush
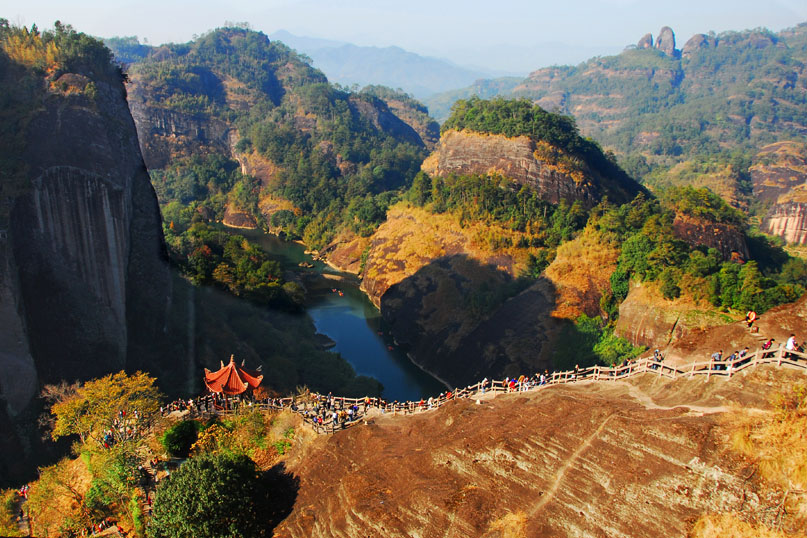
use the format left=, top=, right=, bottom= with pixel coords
left=148, top=453, right=271, bottom=538
left=49, top=371, right=162, bottom=445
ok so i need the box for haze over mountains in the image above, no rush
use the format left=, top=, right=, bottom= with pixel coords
left=267, top=30, right=497, bottom=98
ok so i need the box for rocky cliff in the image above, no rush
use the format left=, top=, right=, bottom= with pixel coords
left=615, top=283, right=734, bottom=350
left=276, top=366, right=803, bottom=537
left=753, top=141, right=807, bottom=244
left=0, top=48, right=170, bottom=484
left=671, top=214, right=749, bottom=260
left=422, top=130, right=639, bottom=207
left=128, top=98, right=232, bottom=169
left=351, top=205, right=560, bottom=386
left=763, top=202, right=807, bottom=244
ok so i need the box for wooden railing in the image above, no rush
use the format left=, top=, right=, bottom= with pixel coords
left=197, top=344, right=806, bottom=435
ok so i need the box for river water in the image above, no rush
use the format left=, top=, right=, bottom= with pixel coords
left=234, top=229, right=446, bottom=401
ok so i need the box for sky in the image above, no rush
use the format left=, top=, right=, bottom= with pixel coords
left=3, top=0, right=807, bottom=73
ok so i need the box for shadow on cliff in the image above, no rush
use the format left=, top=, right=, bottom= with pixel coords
left=262, top=462, right=300, bottom=533
left=378, top=254, right=568, bottom=387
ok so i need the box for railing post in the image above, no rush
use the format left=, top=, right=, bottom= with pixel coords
left=707, top=359, right=712, bottom=380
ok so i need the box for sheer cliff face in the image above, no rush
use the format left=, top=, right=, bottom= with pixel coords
left=762, top=202, right=807, bottom=244
left=753, top=142, right=807, bottom=245
left=1, top=73, right=169, bottom=416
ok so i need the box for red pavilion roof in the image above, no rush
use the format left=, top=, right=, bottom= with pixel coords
left=204, top=355, right=263, bottom=396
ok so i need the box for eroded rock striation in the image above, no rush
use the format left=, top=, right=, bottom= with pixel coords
left=276, top=367, right=797, bottom=537
left=0, top=55, right=170, bottom=484
left=750, top=142, right=807, bottom=244
left=762, top=202, right=807, bottom=244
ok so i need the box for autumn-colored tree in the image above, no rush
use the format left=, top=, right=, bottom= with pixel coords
left=49, top=371, right=162, bottom=445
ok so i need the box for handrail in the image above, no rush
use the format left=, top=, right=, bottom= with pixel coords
left=178, top=344, right=805, bottom=435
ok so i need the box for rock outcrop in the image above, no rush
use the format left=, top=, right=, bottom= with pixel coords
left=655, top=26, right=677, bottom=57
left=0, top=56, right=170, bottom=484
left=681, top=33, right=715, bottom=58
left=751, top=142, right=807, bottom=244
left=750, top=141, right=807, bottom=203
left=352, top=205, right=561, bottom=386
left=672, top=214, right=749, bottom=260
left=422, top=130, right=640, bottom=207
left=615, top=283, right=733, bottom=350
left=637, top=33, right=653, bottom=49
left=762, top=202, right=807, bottom=244
left=128, top=97, right=232, bottom=169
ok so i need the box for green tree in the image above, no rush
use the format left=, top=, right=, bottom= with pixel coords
left=160, top=420, right=202, bottom=458
left=148, top=453, right=271, bottom=538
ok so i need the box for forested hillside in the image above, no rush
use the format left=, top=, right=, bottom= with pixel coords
left=425, top=24, right=807, bottom=213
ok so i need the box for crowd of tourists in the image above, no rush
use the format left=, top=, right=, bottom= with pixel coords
left=152, top=328, right=807, bottom=437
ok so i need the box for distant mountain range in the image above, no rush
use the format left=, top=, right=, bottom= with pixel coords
left=268, top=30, right=495, bottom=99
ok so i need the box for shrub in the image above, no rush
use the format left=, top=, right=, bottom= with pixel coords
left=160, top=420, right=201, bottom=458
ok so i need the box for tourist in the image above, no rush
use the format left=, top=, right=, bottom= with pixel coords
left=786, top=334, right=797, bottom=358
left=711, top=350, right=722, bottom=370
left=745, top=310, right=757, bottom=328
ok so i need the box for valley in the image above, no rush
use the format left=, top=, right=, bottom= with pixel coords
left=1, top=14, right=807, bottom=538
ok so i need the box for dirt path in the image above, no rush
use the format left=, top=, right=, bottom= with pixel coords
left=15, top=496, right=29, bottom=536
left=528, top=414, right=617, bottom=517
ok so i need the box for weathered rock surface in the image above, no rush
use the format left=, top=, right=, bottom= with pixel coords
left=422, top=130, right=640, bottom=207
left=128, top=95, right=232, bottom=169
left=637, top=33, right=653, bottom=49
left=752, top=141, right=807, bottom=244
left=655, top=26, right=677, bottom=57
left=751, top=141, right=807, bottom=203
left=615, top=283, right=733, bottom=351
left=353, top=205, right=560, bottom=386
left=762, top=202, right=807, bottom=244
left=681, top=33, right=715, bottom=58
left=276, top=367, right=799, bottom=537
left=672, top=214, right=749, bottom=260
left=222, top=205, right=258, bottom=229
left=0, top=65, right=170, bottom=484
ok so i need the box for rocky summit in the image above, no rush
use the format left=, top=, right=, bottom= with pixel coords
left=275, top=365, right=803, bottom=537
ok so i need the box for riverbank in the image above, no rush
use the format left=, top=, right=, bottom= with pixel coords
left=219, top=226, right=446, bottom=400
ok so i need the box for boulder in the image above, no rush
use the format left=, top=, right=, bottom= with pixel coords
left=637, top=33, right=653, bottom=49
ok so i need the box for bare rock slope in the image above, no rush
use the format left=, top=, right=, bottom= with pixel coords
left=276, top=366, right=799, bottom=537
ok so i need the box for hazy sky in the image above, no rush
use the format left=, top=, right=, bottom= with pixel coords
left=4, top=0, right=807, bottom=73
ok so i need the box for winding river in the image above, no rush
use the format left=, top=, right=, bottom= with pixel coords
left=234, top=229, right=446, bottom=401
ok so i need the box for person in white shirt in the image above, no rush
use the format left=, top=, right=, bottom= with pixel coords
left=786, top=334, right=797, bottom=358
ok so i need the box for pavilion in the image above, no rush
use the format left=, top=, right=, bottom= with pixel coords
left=204, top=355, right=263, bottom=396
